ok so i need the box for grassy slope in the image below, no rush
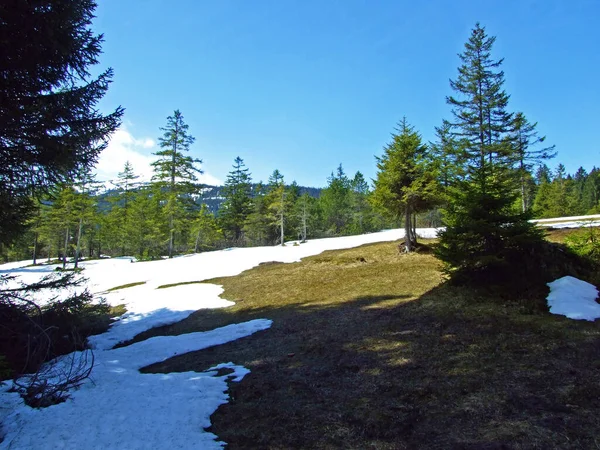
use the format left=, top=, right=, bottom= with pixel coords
left=139, top=230, right=600, bottom=449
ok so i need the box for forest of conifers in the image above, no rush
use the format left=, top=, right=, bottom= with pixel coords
left=3, top=147, right=598, bottom=264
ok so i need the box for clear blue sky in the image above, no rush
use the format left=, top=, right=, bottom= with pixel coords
left=93, top=0, right=599, bottom=187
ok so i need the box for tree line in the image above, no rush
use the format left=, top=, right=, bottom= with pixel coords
left=3, top=120, right=403, bottom=262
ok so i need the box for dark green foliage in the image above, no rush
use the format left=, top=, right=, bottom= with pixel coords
left=219, top=157, right=253, bottom=244
left=0, top=0, right=123, bottom=245
left=436, top=23, right=545, bottom=282
left=511, top=112, right=556, bottom=212
left=0, top=272, right=113, bottom=380
left=321, top=165, right=352, bottom=234
left=152, top=110, right=202, bottom=257
left=372, top=118, right=439, bottom=252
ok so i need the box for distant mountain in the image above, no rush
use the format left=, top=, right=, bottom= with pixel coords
left=199, top=184, right=322, bottom=214
left=96, top=183, right=323, bottom=215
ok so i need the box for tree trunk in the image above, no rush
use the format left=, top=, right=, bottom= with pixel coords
left=404, top=206, right=414, bottom=253
left=301, top=201, right=307, bottom=243
left=168, top=227, right=174, bottom=258
left=413, top=213, right=417, bottom=241
left=280, top=189, right=285, bottom=246
left=32, top=232, right=38, bottom=265
left=194, top=229, right=201, bottom=253
left=63, top=226, right=69, bottom=270
left=74, top=217, right=83, bottom=269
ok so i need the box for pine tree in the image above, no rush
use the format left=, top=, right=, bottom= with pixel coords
left=107, top=161, right=140, bottom=255
left=244, top=182, right=271, bottom=246
left=510, top=112, right=556, bottom=212
left=72, top=169, right=99, bottom=268
left=349, top=171, right=372, bottom=234
left=266, top=170, right=286, bottom=246
left=0, top=0, right=123, bottom=245
left=219, top=157, right=253, bottom=245
left=321, top=164, right=352, bottom=234
left=151, top=110, right=202, bottom=257
left=436, top=24, right=544, bottom=280
left=371, top=118, right=438, bottom=252
left=191, top=205, right=223, bottom=252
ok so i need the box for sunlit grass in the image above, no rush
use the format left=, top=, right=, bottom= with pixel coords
left=135, top=238, right=600, bottom=449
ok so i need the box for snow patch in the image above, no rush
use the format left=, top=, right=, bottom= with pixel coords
left=547, top=276, right=600, bottom=321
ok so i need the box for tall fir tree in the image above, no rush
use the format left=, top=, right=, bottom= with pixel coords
left=107, top=161, right=140, bottom=255
left=436, top=24, right=544, bottom=280
left=0, top=0, right=123, bottom=245
left=219, top=157, right=253, bottom=245
left=510, top=112, right=556, bottom=212
left=152, top=110, right=202, bottom=257
left=321, top=164, right=352, bottom=234
left=266, top=170, right=286, bottom=246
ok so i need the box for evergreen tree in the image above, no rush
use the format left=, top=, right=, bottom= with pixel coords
left=436, top=24, right=544, bottom=280
left=349, top=171, right=372, bottom=234
left=321, top=164, right=352, bottom=234
left=151, top=110, right=202, bottom=257
left=296, top=193, right=311, bottom=243
left=107, top=161, right=140, bottom=255
left=219, top=157, right=253, bottom=245
left=72, top=169, right=99, bottom=268
left=0, top=0, right=123, bottom=244
left=582, top=168, right=600, bottom=213
left=244, top=182, right=271, bottom=246
left=266, top=170, right=286, bottom=246
left=191, top=205, right=222, bottom=252
left=128, top=186, right=164, bottom=259
left=510, top=112, right=556, bottom=212
left=371, top=118, right=438, bottom=252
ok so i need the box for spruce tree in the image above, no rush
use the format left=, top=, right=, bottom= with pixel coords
left=371, top=118, right=438, bottom=252
left=436, top=24, right=544, bottom=280
left=511, top=112, right=556, bottom=212
left=107, top=161, right=140, bottom=255
left=266, top=170, right=286, bottom=246
left=219, top=157, right=253, bottom=245
left=349, top=171, right=372, bottom=234
left=151, top=110, right=202, bottom=257
left=321, top=164, right=352, bottom=234
left=0, top=0, right=123, bottom=245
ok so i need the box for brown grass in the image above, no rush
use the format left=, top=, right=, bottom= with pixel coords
left=136, top=239, right=600, bottom=449
left=105, top=281, right=146, bottom=292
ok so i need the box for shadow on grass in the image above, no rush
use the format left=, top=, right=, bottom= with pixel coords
left=135, top=281, right=600, bottom=450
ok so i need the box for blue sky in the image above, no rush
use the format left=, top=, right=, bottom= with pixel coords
left=93, top=0, right=599, bottom=187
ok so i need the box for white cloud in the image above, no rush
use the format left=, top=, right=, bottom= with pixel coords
left=95, top=126, right=156, bottom=182
left=95, top=126, right=222, bottom=186
left=198, top=171, right=223, bottom=186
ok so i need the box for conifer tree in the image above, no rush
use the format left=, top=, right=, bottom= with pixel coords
left=372, top=118, right=438, bottom=252
left=321, top=165, right=352, bottom=234
left=219, top=157, right=253, bottom=245
left=152, top=110, right=202, bottom=257
left=436, top=24, right=544, bottom=280
left=107, top=161, right=140, bottom=254
left=267, top=170, right=286, bottom=246
left=510, top=112, right=556, bottom=212
left=191, top=204, right=222, bottom=252
left=0, top=0, right=123, bottom=244
left=349, top=171, right=371, bottom=234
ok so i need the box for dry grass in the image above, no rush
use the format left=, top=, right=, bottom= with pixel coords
left=136, top=239, right=600, bottom=449
left=105, top=281, right=146, bottom=292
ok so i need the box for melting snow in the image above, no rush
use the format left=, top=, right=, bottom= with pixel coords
left=1, top=228, right=437, bottom=449
left=547, top=276, right=600, bottom=321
